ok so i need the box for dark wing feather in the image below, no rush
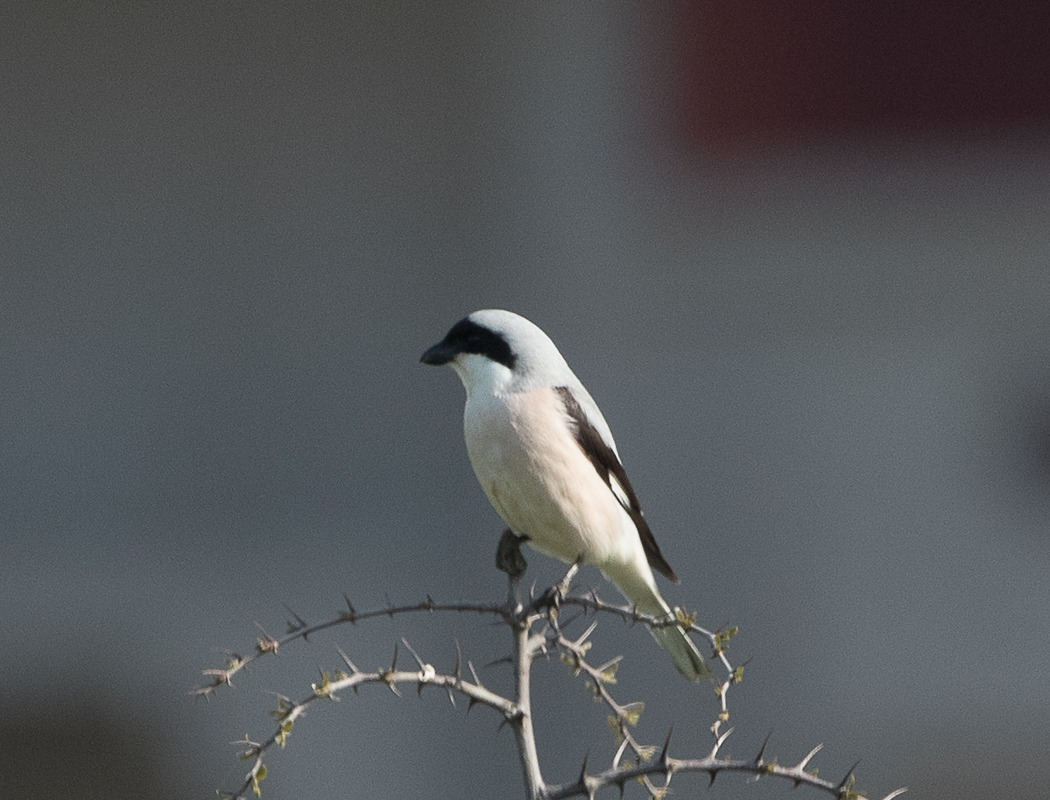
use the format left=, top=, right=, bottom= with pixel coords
left=555, top=387, right=679, bottom=583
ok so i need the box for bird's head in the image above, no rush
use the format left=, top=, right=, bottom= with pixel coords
left=421, top=309, right=572, bottom=396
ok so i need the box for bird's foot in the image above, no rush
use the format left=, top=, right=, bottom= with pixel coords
left=496, top=528, right=528, bottom=613
left=496, top=528, right=528, bottom=580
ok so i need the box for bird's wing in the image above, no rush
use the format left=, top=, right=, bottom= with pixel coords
left=555, top=386, right=679, bottom=583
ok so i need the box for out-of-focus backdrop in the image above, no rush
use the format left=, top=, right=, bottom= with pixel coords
left=3, top=3, right=1048, bottom=798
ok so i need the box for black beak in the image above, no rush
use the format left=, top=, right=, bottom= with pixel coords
left=420, top=340, right=456, bottom=365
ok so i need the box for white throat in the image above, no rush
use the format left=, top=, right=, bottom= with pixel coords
left=451, top=353, right=516, bottom=398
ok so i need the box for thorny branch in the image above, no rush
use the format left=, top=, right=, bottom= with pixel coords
left=192, top=595, right=507, bottom=695
left=198, top=569, right=905, bottom=800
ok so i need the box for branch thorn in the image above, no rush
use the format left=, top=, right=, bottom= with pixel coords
left=342, top=593, right=357, bottom=622
left=711, top=726, right=734, bottom=758
left=574, top=620, right=599, bottom=647
left=612, top=737, right=629, bottom=770
left=335, top=646, right=360, bottom=674
left=755, top=730, right=773, bottom=764
left=797, top=742, right=823, bottom=771
left=283, top=603, right=308, bottom=635
left=401, top=637, right=426, bottom=671
left=659, top=725, right=674, bottom=767
left=838, top=760, right=861, bottom=791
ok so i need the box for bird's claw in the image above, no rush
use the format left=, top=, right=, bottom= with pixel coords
left=496, top=528, right=528, bottom=580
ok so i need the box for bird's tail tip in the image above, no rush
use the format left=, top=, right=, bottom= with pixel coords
left=650, top=624, right=711, bottom=682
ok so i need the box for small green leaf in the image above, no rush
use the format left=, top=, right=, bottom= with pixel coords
left=599, top=660, right=620, bottom=684
left=713, top=626, right=739, bottom=654
left=256, top=638, right=278, bottom=655
left=275, top=720, right=294, bottom=748
left=674, top=607, right=697, bottom=628
left=621, top=702, right=644, bottom=727
left=560, top=652, right=582, bottom=676
left=312, top=672, right=332, bottom=697
left=842, top=774, right=861, bottom=800
left=251, top=764, right=267, bottom=797
left=268, top=697, right=293, bottom=721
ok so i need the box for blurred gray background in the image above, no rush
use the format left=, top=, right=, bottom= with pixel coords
left=2, top=3, right=1048, bottom=798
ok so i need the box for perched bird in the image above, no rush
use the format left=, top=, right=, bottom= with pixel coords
left=421, top=309, right=708, bottom=681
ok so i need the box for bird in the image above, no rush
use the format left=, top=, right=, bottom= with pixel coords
left=421, top=309, right=708, bottom=681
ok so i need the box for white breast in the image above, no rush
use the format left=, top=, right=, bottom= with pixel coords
left=462, top=386, right=644, bottom=571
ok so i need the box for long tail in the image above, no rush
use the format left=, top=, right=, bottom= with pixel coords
left=612, top=571, right=710, bottom=682
left=647, top=618, right=710, bottom=681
